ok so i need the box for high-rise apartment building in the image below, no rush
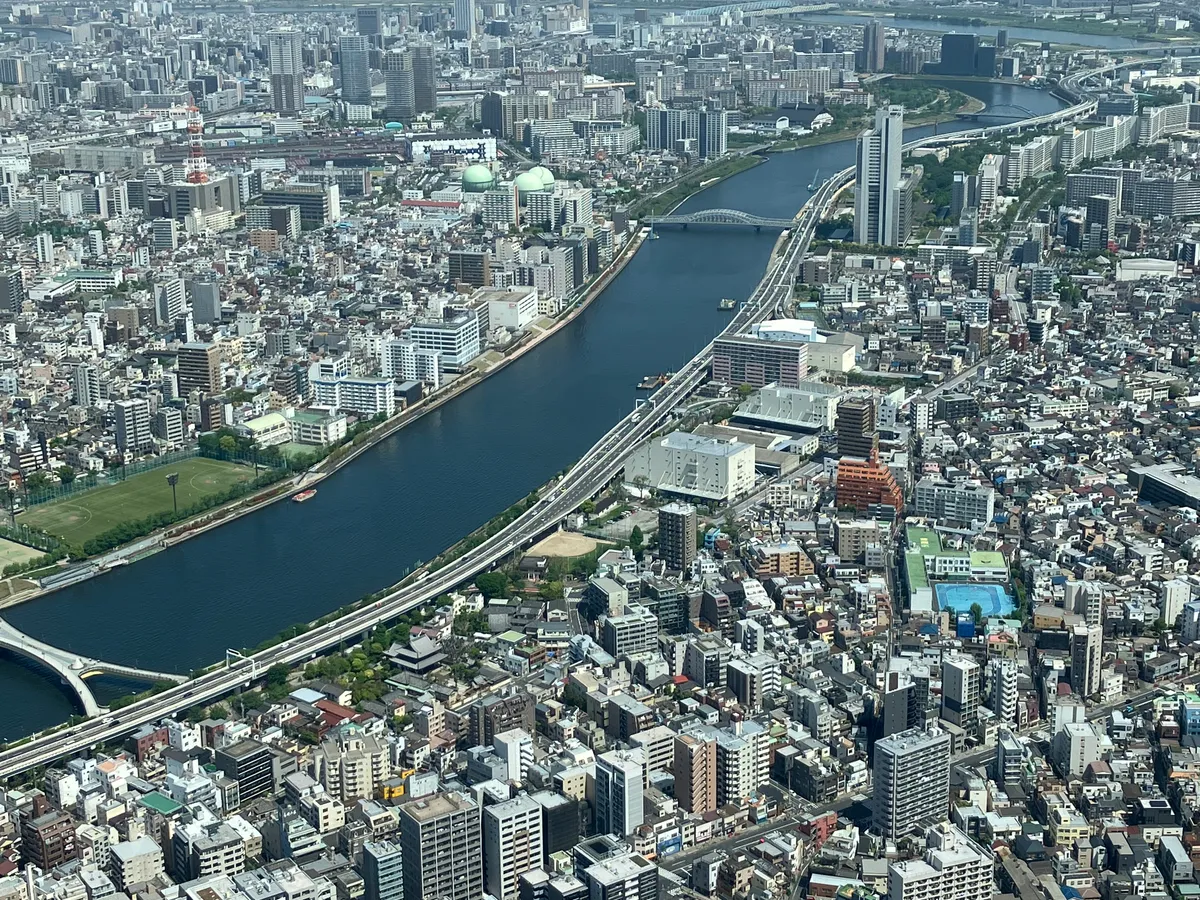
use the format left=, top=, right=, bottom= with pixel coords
left=657, top=502, right=697, bottom=572
left=22, top=810, right=78, bottom=870
left=674, top=734, right=717, bottom=814
left=339, top=35, right=372, bottom=105
left=873, top=727, right=951, bottom=839
left=115, top=398, right=153, bottom=454
left=854, top=105, right=904, bottom=246
left=1070, top=623, right=1103, bottom=698
left=862, top=20, right=886, bottom=72
left=384, top=51, right=415, bottom=120
left=154, top=277, right=185, bottom=327
left=887, top=822, right=993, bottom=900
left=399, top=793, right=483, bottom=900
left=0, top=267, right=24, bottom=312
left=177, top=341, right=221, bottom=395
left=483, top=795, right=543, bottom=900
left=73, top=363, right=101, bottom=408
left=594, top=749, right=644, bottom=837
left=363, top=841, right=404, bottom=900
left=836, top=396, right=878, bottom=460
left=267, top=30, right=305, bottom=114
left=941, top=654, right=981, bottom=729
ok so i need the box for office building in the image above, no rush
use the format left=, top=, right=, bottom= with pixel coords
left=155, top=407, right=184, bottom=447
left=941, top=655, right=981, bottom=729
left=1070, top=623, right=1103, bottom=698
left=339, top=36, right=372, bottom=105
left=673, top=733, right=717, bottom=814
left=115, top=398, right=153, bottom=454
left=836, top=396, right=878, bottom=461
left=260, top=183, right=340, bottom=226
left=176, top=342, right=221, bottom=395
left=267, top=30, right=305, bottom=114
left=531, top=791, right=579, bottom=861
left=483, top=795, right=543, bottom=900
left=384, top=51, right=416, bottom=120
left=657, top=502, right=697, bottom=572
left=215, top=739, right=275, bottom=803
left=595, top=749, right=644, bottom=837
left=189, top=275, right=222, bottom=324
left=404, top=310, right=482, bottom=370
left=854, top=105, right=904, bottom=246
left=626, top=431, right=755, bottom=503
left=454, top=0, right=477, bottom=34
left=887, top=822, right=993, bottom=900
left=862, top=20, right=886, bottom=72
left=363, top=841, right=404, bottom=900
left=399, top=793, right=483, bottom=900
left=411, top=45, right=437, bottom=113
left=154, top=277, right=186, bottom=327
left=873, top=727, right=951, bottom=839
left=0, top=267, right=23, bottom=313
left=73, top=363, right=101, bottom=407
left=583, top=855, right=659, bottom=900
left=448, top=250, right=492, bottom=287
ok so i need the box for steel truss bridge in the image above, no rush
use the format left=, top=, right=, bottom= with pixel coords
left=646, top=208, right=795, bottom=230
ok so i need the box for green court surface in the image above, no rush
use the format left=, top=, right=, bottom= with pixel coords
left=22, top=457, right=255, bottom=545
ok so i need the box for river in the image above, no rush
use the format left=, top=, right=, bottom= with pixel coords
left=0, top=79, right=1066, bottom=740
left=794, top=13, right=1157, bottom=50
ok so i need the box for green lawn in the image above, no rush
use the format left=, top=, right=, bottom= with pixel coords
left=22, top=457, right=255, bottom=546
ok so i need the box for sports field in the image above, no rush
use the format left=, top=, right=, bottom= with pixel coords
left=0, top=537, right=42, bottom=568
left=22, top=457, right=255, bottom=546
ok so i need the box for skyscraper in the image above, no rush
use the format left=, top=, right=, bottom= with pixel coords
left=1070, top=623, right=1103, bottom=698
left=411, top=45, right=437, bottom=113
left=836, top=396, right=878, bottom=461
left=657, top=502, right=697, bottom=573
left=483, top=795, right=543, bottom=900
left=384, top=50, right=416, bottom=120
left=339, top=35, right=372, bottom=105
left=454, top=0, right=477, bottom=35
left=363, top=841, right=404, bottom=900
left=356, top=6, right=382, bottom=36
left=399, top=793, right=482, bottom=900
left=873, top=727, right=951, bottom=839
left=862, top=20, right=885, bottom=73
left=853, top=105, right=904, bottom=246
left=267, top=30, right=305, bottom=114
left=594, top=749, right=644, bottom=837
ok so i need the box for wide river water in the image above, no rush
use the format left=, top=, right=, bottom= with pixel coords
left=0, top=79, right=1068, bottom=739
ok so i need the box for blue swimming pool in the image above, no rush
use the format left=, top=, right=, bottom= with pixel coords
left=935, top=582, right=1016, bottom=618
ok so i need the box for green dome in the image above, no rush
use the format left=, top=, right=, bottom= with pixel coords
left=462, top=164, right=495, bottom=192
left=514, top=171, right=546, bottom=194
left=529, top=165, right=555, bottom=188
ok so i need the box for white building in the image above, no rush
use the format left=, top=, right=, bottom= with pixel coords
left=625, top=431, right=755, bottom=502
left=381, top=338, right=441, bottom=388
left=887, top=822, right=992, bottom=900
left=493, top=728, right=534, bottom=782
left=482, top=288, right=539, bottom=331
left=854, top=105, right=904, bottom=246
left=404, top=311, right=482, bottom=371
left=913, top=477, right=996, bottom=527
left=873, top=727, right=951, bottom=839
left=110, top=836, right=165, bottom=891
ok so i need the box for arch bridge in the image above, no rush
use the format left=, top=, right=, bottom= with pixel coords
left=646, top=208, right=795, bottom=230
left=958, top=103, right=1037, bottom=122
left=0, top=618, right=187, bottom=717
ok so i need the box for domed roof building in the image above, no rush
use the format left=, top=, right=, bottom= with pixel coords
left=462, top=164, right=495, bottom=192
left=513, top=170, right=547, bottom=204
left=528, top=165, right=555, bottom=189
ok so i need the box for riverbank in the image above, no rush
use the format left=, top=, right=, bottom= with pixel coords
left=821, top=6, right=1168, bottom=41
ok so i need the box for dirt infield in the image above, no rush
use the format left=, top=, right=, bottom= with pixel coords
left=527, top=531, right=602, bottom=558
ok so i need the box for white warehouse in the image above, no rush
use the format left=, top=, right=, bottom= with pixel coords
left=625, top=431, right=755, bottom=502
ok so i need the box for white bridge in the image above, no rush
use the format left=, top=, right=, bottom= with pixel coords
left=0, top=618, right=187, bottom=717
left=646, top=208, right=796, bottom=230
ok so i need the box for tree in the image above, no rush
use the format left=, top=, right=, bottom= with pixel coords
left=629, top=525, right=644, bottom=559
left=25, top=471, right=51, bottom=493
left=219, top=435, right=237, bottom=454
left=265, top=663, right=290, bottom=687
left=475, top=571, right=509, bottom=599
left=56, top=466, right=75, bottom=485
left=970, top=602, right=983, bottom=627
left=581, top=500, right=596, bottom=516
left=737, top=383, right=754, bottom=399
left=538, top=580, right=564, bottom=601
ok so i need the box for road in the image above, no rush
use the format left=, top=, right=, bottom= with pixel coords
left=0, top=79, right=1107, bottom=781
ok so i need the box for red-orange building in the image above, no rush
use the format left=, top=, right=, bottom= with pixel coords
left=835, top=458, right=903, bottom=512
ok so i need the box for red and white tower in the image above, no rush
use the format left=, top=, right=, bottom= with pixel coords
left=184, top=105, right=208, bottom=184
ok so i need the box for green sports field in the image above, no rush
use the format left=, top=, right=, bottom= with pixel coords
left=21, top=457, right=255, bottom=546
